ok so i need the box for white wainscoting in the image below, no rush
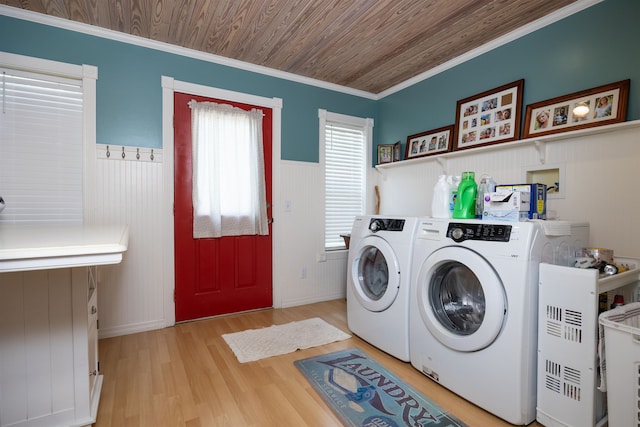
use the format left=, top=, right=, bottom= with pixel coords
left=278, top=160, right=348, bottom=307
left=94, top=144, right=166, bottom=338
left=93, top=149, right=348, bottom=338
left=375, top=121, right=640, bottom=259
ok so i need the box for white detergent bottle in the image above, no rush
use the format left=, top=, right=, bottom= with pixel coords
left=431, top=175, right=451, bottom=218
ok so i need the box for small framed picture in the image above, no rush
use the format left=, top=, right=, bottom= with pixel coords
left=377, top=144, right=394, bottom=165
left=392, top=141, right=402, bottom=162
left=405, top=125, right=454, bottom=159
left=454, top=79, right=524, bottom=151
left=523, top=79, right=630, bottom=138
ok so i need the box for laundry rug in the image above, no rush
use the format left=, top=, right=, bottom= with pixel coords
left=295, top=348, right=468, bottom=427
left=222, top=317, right=351, bottom=363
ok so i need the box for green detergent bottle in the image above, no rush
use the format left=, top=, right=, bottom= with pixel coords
left=453, top=171, right=477, bottom=219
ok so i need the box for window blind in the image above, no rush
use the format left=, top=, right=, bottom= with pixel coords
left=324, top=121, right=365, bottom=249
left=0, top=69, right=84, bottom=222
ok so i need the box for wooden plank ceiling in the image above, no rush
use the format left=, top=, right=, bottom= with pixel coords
left=3, top=0, right=578, bottom=94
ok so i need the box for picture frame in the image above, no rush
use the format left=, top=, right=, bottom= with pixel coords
left=377, top=144, right=394, bottom=165
left=405, top=125, right=454, bottom=159
left=523, top=79, right=630, bottom=138
left=392, top=141, right=402, bottom=162
left=454, top=79, right=524, bottom=151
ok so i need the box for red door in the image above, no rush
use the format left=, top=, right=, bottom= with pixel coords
left=173, top=91, right=273, bottom=322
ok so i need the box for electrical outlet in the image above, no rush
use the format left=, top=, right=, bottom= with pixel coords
left=284, top=200, right=292, bottom=212
left=299, top=266, right=307, bottom=279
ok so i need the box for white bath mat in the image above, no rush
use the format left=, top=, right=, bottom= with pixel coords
left=222, top=317, right=351, bottom=363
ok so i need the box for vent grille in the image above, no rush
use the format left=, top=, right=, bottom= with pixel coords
left=546, top=321, right=561, bottom=338
left=563, top=325, right=582, bottom=343
left=565, top=309, right=583, bottom=326
left=546, top=304, right=562, bottom=322
left=564, top=366, right=581, bottom=385
left=564, top=383, right=581, bottom=401
left=542, top=358, right=582, bottom=402
left=545, top=304, right=562, bottom=338
left=544, top=305, right=584, bottom=344
left=564, top=309, right=583, bottom=343
left=545, top=359, right=561, bottom=376
left=545, top=375, right=561, bottom=393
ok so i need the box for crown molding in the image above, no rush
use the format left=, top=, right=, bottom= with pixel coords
left=0, top=5, right=377, bottom=100
left=1, top=0, right=602, bottom=101
left=377, top=0, right=603, bottom=99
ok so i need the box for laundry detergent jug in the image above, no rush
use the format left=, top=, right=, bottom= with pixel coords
left=453, top=171, right=477, bottom=219
left=431, top=175, right=451, bottom=218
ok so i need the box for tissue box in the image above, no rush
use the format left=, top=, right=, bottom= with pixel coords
left=495, top=183, right=547, bottom=219
left=482, top=191, right=531, bottom=222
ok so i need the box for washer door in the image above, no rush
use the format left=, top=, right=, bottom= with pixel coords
left=416, top=246, right=506, bottom=352
left=350, top=235, right=400, bottom=312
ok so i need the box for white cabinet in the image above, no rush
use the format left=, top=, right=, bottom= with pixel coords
left=0, top=267, right=101, bottom=426
left=536, top=258, right=640, bottom=427
left=0, top=223, right=127, bottom=427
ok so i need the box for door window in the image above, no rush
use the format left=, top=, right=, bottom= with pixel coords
left=430, top=261, right=485, bottom=335
left=358, top=246, right=389, bottom=300
left=189, top=100, right=268, bottom=238
left=350, top=236, right=400, bottom=312
left=416, top=246, right=506, bottom=352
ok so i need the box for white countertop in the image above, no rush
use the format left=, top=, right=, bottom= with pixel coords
left=0, top=222, right=129, bottom=272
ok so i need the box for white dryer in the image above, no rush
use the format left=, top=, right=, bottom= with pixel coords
left=347, top=215, right=419, bottom=362
left=409, top=218, right=588, bottom=425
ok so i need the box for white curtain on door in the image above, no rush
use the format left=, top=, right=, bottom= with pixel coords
left=189, top=100, right=269, bottom=238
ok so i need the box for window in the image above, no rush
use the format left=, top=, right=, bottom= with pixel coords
left=0, top=52, right=97, bottom=223
left=189, top=100, right=268, bottom=238
left=319, top=109, right=373, bottom=250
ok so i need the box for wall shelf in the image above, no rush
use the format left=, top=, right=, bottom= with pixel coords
left=375, top=120, right=640, bottom=174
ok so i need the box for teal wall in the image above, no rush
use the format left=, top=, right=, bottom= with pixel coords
left=0, top=15, right=377, bottom=162
left=377, top=0, right=640, bottom=154
left=1, top=0, right=639, bottom=163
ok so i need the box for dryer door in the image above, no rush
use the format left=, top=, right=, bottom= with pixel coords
left=415, top=246, right=506, bottom=352
left=350, top=235, right=401, bottom=312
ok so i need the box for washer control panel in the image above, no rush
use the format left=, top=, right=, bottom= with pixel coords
left=369, top=218, right=405, bottom=232
left=447, top=222, right=511, bottom=242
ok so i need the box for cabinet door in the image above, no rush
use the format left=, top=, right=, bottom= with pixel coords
left=0, top=269, right=78, bottom=425
left=87, top=267, right=99, bottom=397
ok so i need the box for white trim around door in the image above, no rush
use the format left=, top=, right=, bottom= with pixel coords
left=161, top=76, right=283, bottom=327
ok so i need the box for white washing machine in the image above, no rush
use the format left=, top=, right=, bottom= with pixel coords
left=347, top=215, right=419, bottom=362
left=409, top=218, right=588, bottom=425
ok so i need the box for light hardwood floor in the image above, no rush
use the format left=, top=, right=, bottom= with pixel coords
left=96, top=299, right=543, bottom=426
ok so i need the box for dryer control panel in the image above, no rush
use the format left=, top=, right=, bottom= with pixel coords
left=447, top=222, right=511, bottom=242
left=369, top=218, right=405, bottom=232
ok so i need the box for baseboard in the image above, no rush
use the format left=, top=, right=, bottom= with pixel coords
left=98, top=319, right=167, bottom=339
left=281, top=292, right=346, bottom=308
